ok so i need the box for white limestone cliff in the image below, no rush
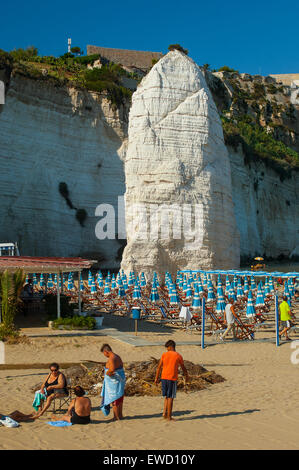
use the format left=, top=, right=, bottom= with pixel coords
left=229, top=147, right=299, bottom=261
left=0, top=74, right=128, bottom=267
left=121, top=50, right=240, bottom=277
left=0, top=62, right=298, bottom=271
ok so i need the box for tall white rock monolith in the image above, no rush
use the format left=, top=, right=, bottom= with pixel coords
left=121, top=50, right=240, bottom=277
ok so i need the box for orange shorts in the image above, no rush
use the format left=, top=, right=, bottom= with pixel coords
left=112, top=396, right=124, bottom=406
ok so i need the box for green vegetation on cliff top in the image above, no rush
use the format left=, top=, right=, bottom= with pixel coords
left=0, top=47, right=133, bottom=108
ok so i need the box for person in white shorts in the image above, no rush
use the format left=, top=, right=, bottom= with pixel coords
left=220, top=298, right=237, bottom=341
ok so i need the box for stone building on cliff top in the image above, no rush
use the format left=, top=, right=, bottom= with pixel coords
left=86, top=45, right=163, bottom=74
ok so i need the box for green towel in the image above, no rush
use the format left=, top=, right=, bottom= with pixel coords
left=32, top=389, right=46, bottom=411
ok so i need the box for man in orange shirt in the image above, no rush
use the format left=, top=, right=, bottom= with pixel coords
left=154, top=340, right=188, bottom=421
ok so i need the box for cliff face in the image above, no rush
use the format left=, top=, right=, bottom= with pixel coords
left=0, top=73, right=128, bottom=266
left=0, top=58, right=298, bottom=269
left=121, top=51, right=240, bottom=276
left=228, top=146, right=299, bottom=261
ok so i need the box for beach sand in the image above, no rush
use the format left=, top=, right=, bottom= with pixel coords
left=1, top=310, right=299, bottom=450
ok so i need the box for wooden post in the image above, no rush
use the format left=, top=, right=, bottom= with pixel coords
left=135, top=319, right=138, bottom=336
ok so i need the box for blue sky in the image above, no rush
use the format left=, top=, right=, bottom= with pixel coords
left=1, top=0, right=298, bottom=76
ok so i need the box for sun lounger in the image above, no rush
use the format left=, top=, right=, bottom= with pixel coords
left=234, top=316, right=255, bottom=340
left=158, top=306, right=186, bottom=326
left=289, top=325, right=299, bottom=334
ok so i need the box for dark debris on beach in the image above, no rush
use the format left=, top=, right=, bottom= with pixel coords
left=31, top=358, right=225, bottom=397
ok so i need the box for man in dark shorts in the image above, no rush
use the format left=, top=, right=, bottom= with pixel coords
left=154, top=340, right=188, bottom=421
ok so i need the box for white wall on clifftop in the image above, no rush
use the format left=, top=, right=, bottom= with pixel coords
left=0, top=75, right=127, bottom=266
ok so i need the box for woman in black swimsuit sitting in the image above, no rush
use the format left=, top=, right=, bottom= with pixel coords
left=51, top=386, right=91, bottom=424
left=36, top=363, right=68, bottom=417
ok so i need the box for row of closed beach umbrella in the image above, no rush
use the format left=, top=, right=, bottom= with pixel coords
left=27, top=269, right=298, bottom=321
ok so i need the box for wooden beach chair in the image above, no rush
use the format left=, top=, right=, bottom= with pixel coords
left=207, top=312, right=227, bottom=339
left=234, top=316, right=255, bottom=340
left=186, top=313, right=202, bottom=333
left=158, top=306, right=186, bottom=327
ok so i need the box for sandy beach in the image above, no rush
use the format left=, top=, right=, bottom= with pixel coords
left=1, top=307, right=299, bottom=451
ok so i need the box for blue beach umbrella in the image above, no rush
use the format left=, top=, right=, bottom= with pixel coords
left=196, top=278, right=204, bottom=294
left=227, top=283, right=237, bottom=302
left=118, top=281, right=126, bottom=298
left=255, top=283, right=265, bottom=307
left=250, top=276, right=257, bottom=291
left=243, top=277, right=249, bottom=294
left=150, top=281, right=159, bottom=303
left=32, top=273, right=38, bottom=287
left=79, top=275, right=85, bottom=292
left=246, top=290, right=256, bottom=317
left=185, top=280, right=193, bottom=299
left=216, top=290, right=226, bottom=314
left=128, top=272, right=135, bottom=287
left=207, top=284, right=216, bottom=303
left=284, top=283, right=292, bottom=305
left=88, top=270, right=93, bottom=287
left=268, top=277, right=275, bottom=293
left=237, top=279, right=244, bottom=298
left=133, top=282, right=142, bottom=300
left=140, top=272, right=147, bottom=288
left=47, top=274, right=54, bottom=289
left=123, top=278, right=129, bottom=292
left=67, top=273, right=74, bottom=291
left=169, top=285, right=180, bottom=305
left=264, top=277, right=271, bottom=297
left=111, top=275, right=117, bottom=291
left=97, top=271, right=103, bottom=286
left=39, top=273, right=45, bottom=288
left=225, top=276, right=231, bottom=295
left=217, top=280, right=224, bottom=296
left=104, top=280, right=111, bottom=296
left=153, top=273, right=160, bottom=288
left=192, top=285, right=201, bottom=309
left=90, top=277, right=97, bottom=295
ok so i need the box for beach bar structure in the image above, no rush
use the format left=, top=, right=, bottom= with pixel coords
left=0, top=256, right=97, bottom=318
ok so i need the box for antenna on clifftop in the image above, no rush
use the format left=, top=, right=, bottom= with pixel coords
left=68, top=38, right=72, bottom=53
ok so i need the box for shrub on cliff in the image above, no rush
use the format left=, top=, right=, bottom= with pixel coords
left=0, top=49, right=14, bottom=69
left=10, top=46, right=38, bottom=61
left=218, top=65, right=239, bottom=73
left=82, top=65, right=132, bottom=107
left=222, top=115, right=299, bottom=177
left=168, top=44, right=188, bottom=55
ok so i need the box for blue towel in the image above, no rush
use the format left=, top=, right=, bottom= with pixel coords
left=100, top=367, right=126, bottom=415
left=47, top=421, right=72, bottom=427
left=32, top=389, right=47, bottom=411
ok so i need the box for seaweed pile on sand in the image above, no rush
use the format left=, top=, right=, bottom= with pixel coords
left=31, top=358, right=225, bottom=397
